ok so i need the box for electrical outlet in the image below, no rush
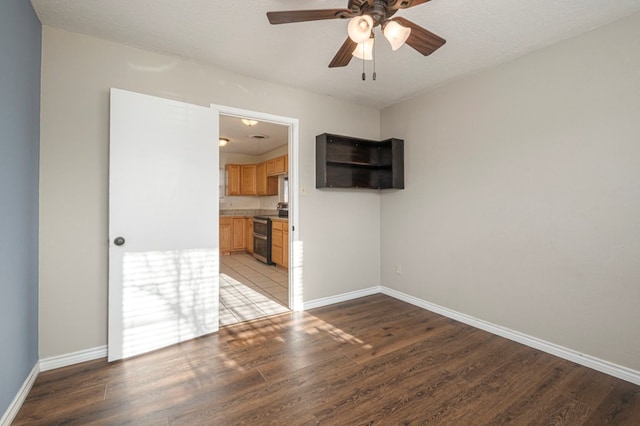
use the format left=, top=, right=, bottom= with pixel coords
left=395, top=264, right=402, bottom=275
left=300, top=185, right=307, bottom=196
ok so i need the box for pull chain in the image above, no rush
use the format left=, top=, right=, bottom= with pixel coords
left=361, top=41, right=366, bottom=81
left=372, top=32, right=377, bottom=81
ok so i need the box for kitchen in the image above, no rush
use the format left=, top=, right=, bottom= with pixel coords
left=218, top=114, right=291, bottom=326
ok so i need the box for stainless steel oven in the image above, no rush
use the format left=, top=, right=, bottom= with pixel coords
left=253, top=216, right=273, bottom=264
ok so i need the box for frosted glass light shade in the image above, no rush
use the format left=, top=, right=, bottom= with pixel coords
left=348, top=15, right=374, bottom=43
left=241, top=119, right=258, bottom=126
left=218, top=138, right=229, bottom=147
left=352, top=38, right=374, bottom=60
left=383, top=20, right=411, bottom=51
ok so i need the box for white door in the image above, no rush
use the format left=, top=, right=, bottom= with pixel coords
left=108, top=89, right=219, bottom=361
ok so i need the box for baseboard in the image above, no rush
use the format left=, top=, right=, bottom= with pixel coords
left=303, top=286, right=381, bottom=310
left=381, top=286, right=640, bottom=386
left=40, top=345, right=107, bottom=372
left=0, top=362, right=39, bottom=426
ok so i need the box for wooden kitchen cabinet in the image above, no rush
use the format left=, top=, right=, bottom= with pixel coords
left=266, top=159, right=275, bottom=176
left=227, top=156, right=285, bottom=196
left=226, top=164, right=258, bottom=196
left=240, top=164, right=257, bottom=195
left=256, top=162, right=278, bottom=196
left=274, top=155, right=287, bottom=175
left=232, top=218, right=246, bottom=250
left=226, top=164, right=241, bottom=195
left=219, top=217, right=233, bottom=255
left=283, top=225, right=289, bottom=268
left=270, top=220, right=289, bottom=268
left=256, top=162, right=266, bottom=194
left=271, top=220, right=283, bottom=266
left=266, top=155, right=288, bottom=177
left=246, top=218, right=254, bottom=253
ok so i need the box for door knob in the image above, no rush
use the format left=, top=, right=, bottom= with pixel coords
left=114, top=237, right=125, bottom=246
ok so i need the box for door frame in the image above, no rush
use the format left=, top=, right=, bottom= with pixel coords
left=211, top=104, right=302, bottom=311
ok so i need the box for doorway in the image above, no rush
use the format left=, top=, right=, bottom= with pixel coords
left=213, top=105, right=300, bottom=327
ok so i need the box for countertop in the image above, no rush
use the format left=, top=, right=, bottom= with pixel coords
left=219, top=210, right=288, bottom=222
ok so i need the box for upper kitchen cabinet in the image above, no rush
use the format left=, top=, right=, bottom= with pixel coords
left=241, top=164, right=257, bottom=195
left=225, top=150, right=286, bottom=198
left=267, top=154, right=288, bottom=176
left=226, top=163, right=257, bottom=196
left=316, top=133, right=404, bottom=190
left=256, top=162, right=278, bottom=196
left=226, top=164, right=241, bottom=195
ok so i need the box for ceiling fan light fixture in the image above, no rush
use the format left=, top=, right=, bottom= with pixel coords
left=347, top=15, right=373, bottom=43
left=241, top=118, right=258, bottom=127
left=352, top=37, right=374, bottom=60
left=219, top=138, right=229, bottom=147
left=383, top=20, right=411, bottom=51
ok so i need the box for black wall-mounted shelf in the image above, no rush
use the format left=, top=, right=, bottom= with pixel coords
left=316, top=133, right=404, bottom=190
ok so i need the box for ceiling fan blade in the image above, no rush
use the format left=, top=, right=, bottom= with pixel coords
left=392, top=17, right=446, bottom=56
left=329, top=37, right=357, bottom=68
left=267, top=9, right=352, bottom=25
left=388, top=0, right=431, bottom=9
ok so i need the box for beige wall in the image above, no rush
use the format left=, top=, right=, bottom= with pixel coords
left=39, top=27, right=381, bottom=357
left=380, top=13, right=640, bottom=371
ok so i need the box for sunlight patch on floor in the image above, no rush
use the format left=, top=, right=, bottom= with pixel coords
left=219, top=273, right=289, bottom=326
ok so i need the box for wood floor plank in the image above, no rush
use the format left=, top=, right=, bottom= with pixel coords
left=12, top=294, right=640, bottom=425
left=583, top=380, right=640, bottom=425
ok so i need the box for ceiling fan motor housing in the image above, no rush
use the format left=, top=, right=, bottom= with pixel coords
left=366, top=0, right=398, bottom=26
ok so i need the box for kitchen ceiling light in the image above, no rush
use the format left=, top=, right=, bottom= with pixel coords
left=352, top=37, right=374, bottom=60
left=218, top=138, right=229, bottom=147
left=347, top=15, right=373, bottom=43
left=383, top=20, right=411, bottom=51
left=241, top=119, right=258, bottom=127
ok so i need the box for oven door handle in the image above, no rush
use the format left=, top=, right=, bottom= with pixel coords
left=253, top=233, right=267, bottom=240
left=254, top=219, right=268, bottom=225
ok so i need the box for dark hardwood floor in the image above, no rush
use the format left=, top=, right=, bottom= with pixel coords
left=14, top=294, right=640, bottom=425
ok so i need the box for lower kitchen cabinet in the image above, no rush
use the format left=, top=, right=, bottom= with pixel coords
left=219, top=217, right=233, bottom=255
left=232, top=218, right=246, bottom=250
left=271, top=220, right=289, bottom=268
left=221, top=216, right=286, bottom=264
left=220, top=216, right=251, bottom=255
left=271, top=220, right=283, bottom=266
left=246, top=218, right=254, bottom=253
left=283, top=226, right=289, bottom=268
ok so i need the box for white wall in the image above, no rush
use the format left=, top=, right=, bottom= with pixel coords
left=380, top=12, right=640, bottom=371
left=39, top=27, right=381, bottom=358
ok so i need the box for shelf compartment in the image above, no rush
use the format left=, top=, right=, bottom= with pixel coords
left=316, top=133, right=404, bottom=190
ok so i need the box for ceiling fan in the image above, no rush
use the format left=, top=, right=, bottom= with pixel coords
left=266, top=0, right=446, bottom=68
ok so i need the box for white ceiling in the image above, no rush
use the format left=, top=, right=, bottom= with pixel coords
left=219, top=114, right=288, bottom=156
left=31, top=0, right=640, bottom=109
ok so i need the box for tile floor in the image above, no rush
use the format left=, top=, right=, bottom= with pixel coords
left=219, top=253, right=289, bottom=327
